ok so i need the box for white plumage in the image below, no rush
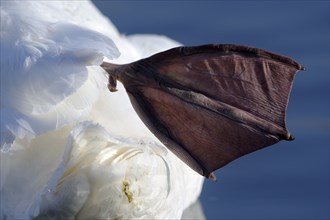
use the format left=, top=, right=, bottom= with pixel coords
left=0, top=1, right=204, bottom=219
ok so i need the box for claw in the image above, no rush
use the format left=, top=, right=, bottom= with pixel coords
left=108, top=75, right=118, bottom=92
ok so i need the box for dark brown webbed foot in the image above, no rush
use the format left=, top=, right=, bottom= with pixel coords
left=101, top=44, right=303, bottom=179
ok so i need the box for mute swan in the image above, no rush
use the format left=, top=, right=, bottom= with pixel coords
left=1, top=1, right=203, bottom=219
left=0, top=1, right=303, bottom=219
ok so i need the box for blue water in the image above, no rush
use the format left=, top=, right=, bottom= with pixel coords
left=93, top=1, right=329, bottom=219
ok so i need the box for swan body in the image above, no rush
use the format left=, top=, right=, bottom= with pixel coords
left=0, top=1, right=203, bottom=219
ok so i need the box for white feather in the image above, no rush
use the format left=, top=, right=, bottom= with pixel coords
left=1, top=1, right=119, bottom=142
